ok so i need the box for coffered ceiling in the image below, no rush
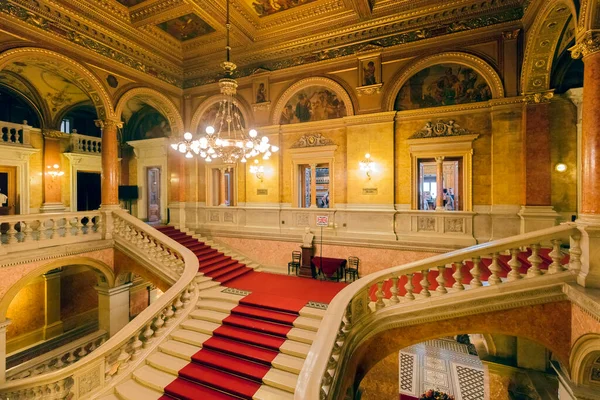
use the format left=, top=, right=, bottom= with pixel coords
left=0, top=0, right=531, bottom=88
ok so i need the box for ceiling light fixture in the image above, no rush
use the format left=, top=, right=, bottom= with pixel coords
left=176, top=0, right=278, bottom=165
left=249, top=159, right=265, bottom=182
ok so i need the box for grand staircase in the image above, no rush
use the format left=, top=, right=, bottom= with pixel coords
left=98, top=226, right=342, bottom=400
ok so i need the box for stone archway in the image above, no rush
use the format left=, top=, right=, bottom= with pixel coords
left=520, top=0, right=578, bottom=94
left=114, top=87, right=184, bottom=137
left=384, top=52, right=505, bottom=111
left=570, top=333, right=600, bottom=387
left=0, top=47, right=115, bottom=120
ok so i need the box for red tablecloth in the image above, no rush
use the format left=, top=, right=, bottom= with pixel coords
left=312, top=257, right=347, bottom=278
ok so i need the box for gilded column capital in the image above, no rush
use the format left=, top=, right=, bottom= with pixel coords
left=94, top=119, right=123, bottom=131
left=522, top=90, right=554, bottom=104
left=42, top=129, right=63, bottom=139
left=435, top=156, right=445, bottom=163
left=502, top=29, right=520, bottom=40
left=570, top=30, right=600, bottom=59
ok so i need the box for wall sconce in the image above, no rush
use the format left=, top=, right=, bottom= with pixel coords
left=249, top=159, right=265, bottom=182
left=46, top=164, right=64, bottom=179
left=359, top=153, right=374, bottom=179
left=555, top=163, right=567, bottom=172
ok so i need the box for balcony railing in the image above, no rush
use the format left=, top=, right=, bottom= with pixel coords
left=69, top=132, right=101, bottom=154
left=0, top=121, right=31, bottom=146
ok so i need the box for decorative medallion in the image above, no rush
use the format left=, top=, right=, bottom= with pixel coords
left=291, top=133, right=334, bottom=148
left=157, top=14, right=215, bottom=41
left=410, top=120, right=471, bottom=139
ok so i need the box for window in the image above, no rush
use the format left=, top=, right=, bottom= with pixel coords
left=60, top=119, right=71, bottom=134
left=298, top=164, right=330, bottom=208
left=207, top=166, right=236, bottom=206
left=417, top=158, right=462, bottom=211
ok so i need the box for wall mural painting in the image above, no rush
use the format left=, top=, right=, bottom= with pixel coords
left=251, top=0, right=317, bottom=17
left=394, top=63, right=492, bottom=111
left=123, top=105, right=171, bottom=142
left=157, top=14, right=215, bottom=41
left=198, top=101, right=246, bottom=135
left=280, top=86, right=347, bottom=125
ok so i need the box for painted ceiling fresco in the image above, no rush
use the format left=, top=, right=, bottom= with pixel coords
left=248, top=0, right=317, bottom=18
left=157, top=14, right=215, bottom=41
left=115, top=0, right=147, bottom=7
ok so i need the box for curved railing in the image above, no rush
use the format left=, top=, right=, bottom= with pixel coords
left=0, top=209, right=200, bottom=399
left=295, top=223, right=582, bottom=400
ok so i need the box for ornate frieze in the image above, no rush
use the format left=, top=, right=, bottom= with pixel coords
left=291, top=133, right=334, bottom=148
left=570, top=30, right=600, bottom=59
left=522, top=90, right=554, bottom=104
left=410, top=120, right=471, bottom=139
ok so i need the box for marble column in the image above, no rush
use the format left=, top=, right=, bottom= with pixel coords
left=43, top=269, right=63, bottom=340
left=219, top=168, right=227, bottom=206
left=310, top=163, right=317, bottom=208
left=565, top=88, right=583, bottom=215
left=518, top=93, right=558, bottom=233
left=571, top=32, right=600, bottom=287
left=0, top=319, right=10, bottom=384
left=40, top=130, right=65, bottom=213
left=435, top=156, right=444, bottom=211
left=95, top=283, right=132, bottom=337
left=95, top=119, right=123, bottom=208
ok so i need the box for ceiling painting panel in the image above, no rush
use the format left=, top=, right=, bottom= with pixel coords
left=115, top=0, right=147, bottom=7
left=246, top=0, right=318, bottom=18
left=157, top=13, right=216, bottom=41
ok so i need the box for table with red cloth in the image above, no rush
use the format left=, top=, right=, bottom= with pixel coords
left=311, top=256, right=347, bottom=281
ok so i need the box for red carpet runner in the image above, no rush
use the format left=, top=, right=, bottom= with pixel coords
left=156, top=226, right=346, bottom=399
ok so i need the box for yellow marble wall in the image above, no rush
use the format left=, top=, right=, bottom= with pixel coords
left=360, top=351, right=398, bottom=400
left=29, top=131, right=44, bottom=210
left=245, top=146, right=280, bottom=204
left=347, top=121, right=395, bottom=205
left=5, top=278, right=45, bottom=340
left=549, top=99, right=577, bottom=213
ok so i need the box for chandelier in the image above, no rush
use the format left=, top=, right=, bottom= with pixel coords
left=173, top=0, right=278, bottom=164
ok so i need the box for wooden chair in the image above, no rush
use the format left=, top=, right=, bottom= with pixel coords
left=345, top=256, right=360, bottom=282
left=288, top=251, right=301, bottom=275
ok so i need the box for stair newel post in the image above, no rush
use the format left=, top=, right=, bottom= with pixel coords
left=569, top=231, right=582, bottom=273
left=436, top=266, right=447, bottom=294
left=507, top=248, right=523, bottom=281
left=548, top=239, right=565, bottom=273
left=390, top=276, right=400, bottom=304
left=452, top=261, right=465, bottom=290
left=375, top=281, right=385, bottom=310
left=420, top=270, right=431, bottom=297
left=469, top=257, right=483, bottom=287
left=142, top=323, right=155, bottom=348
left=405, top=273, right=415, bottom=300
left=527, top=243, right=543, bottom=277
left=488, top=253, right=502, bottom=285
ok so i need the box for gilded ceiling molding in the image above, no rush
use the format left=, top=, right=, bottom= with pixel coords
left=383, top=52, right=505, bottom=112
left=270, top=77, right=355, bottom=125
left=115, top=87, right=184, bottom=136
left=520, top=0, right=577, bottom=94
left=189, top=93, right=253, bottom=135
left=0, top=47, right=115, bottom=119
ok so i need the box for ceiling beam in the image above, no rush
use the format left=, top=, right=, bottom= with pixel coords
left=344, top=0, right=373, bottom=20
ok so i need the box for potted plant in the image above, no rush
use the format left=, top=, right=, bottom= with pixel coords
left=419, top=389, right=455, bottom=400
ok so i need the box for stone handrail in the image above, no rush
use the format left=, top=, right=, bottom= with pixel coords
left=0, top=211, right=103, bottom=256
left=296, top=223, right=581, bottom=400
left=70, top=133, right=101, bottom=154
left=0, top=121, right=31, bottom=146
left=0, top=209, right=200, bottom=399
left=6, top=331, right=107, bottom=381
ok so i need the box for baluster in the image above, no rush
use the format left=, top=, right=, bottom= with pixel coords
left=153, top=312, right=165, bottom=335
left=488, top=253, right=502, bottom=285
left=54, top=354, right=65, bottom=369
left=14, top=128, right=21, bottom=144
left=569, top=232, right=582, bottom=273
left=420, top=270, right=431, bottom=297
left=436, top=266, right=447, bottom=294
left=404, top=273, right=415, bottom=300
left=143, top=323, right=155, bottom=347
left=130, top=332, right=144, bottom=360
left=105, top=359, right=114, bottom=382
left=526, top=243, right=542, bottom=277
left=65, top=350, right=76, bottom=364
left=163, top=305, right=175, bottom=327
left=22, top=221, right=33, bottom=243
left=88, top=339, right=97, bottom=352
left=53, top=218, right=61, bottom=239
left=375, top=280, right=385, bottom=310
left=390, top=276, right=400, bottom=304
left=56, top=378, right=70, bottom=398
left=548, top=239, right=565, bottom=273
left=181, top=287, right=191, bottom=305
left=469, top=257, right=483, bottom=287
left=507, top=248, right=523, bottom=281
left=116, top=346, right=131, bottom=373
left=7, top=222, right=18, bottom=244
left=46, top=219, right=56, bottom=240
left=173, top=295, right=184, bottom=315
left=344, top=304, right=353, bottom=331
left=452, top=261, right=465, bottom=290
left=78, top=345, right=88, bottom=358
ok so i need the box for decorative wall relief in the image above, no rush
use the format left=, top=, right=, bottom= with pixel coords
left=356, top=52, right=383, bottom=96
left=296, top=213, right=309, bottom=226
left=445, top=218, right=464, bottom=233
left=290, top=133, right=334, bottom=148
left=410, top=120, right=471, bottom=139
left=210, top=211, right=220, bottom=222
left=418, top=216, right=436, bottom=231
left=394, top=63, right=492, bottom=110
left=279, top=86, right=347, bottom=124
left=224, top=212, right=234, bottom=222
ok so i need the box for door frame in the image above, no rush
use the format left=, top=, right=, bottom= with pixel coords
left=0, top=144, right=38, bottom=214
left=64, top=153, right=101, bottom=212
left=146, top=166, right=161, bottom=222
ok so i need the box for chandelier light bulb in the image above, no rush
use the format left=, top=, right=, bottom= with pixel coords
left=241, top=157, right=247, bottom=163
left=206, top=126, right=215, bottom=134
left=206, top=157, right=212, bottom=162
left=271, top=145, right=279, bottom=152
left=236, top=141, right=243, bottom=148
left=261, top=136, right=269, bottom=143
left=365, top=153, right=371, bottom=159
left=170, top=143, right=178, bottom=150
left=246, top=140, right=253, bottom=148
left=249, top=129, right=257, bottom=138
left=207, top=147, right=215, bottom=154
left=200, top=152, right=207, bottom=158
left=183, top=132, right=193, bottom=141
left=185, top=151, right=193, bottom=159
left=178, top=144, right=186, bottom=153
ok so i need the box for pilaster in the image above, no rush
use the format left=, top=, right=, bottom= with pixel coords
left=43, top=269, right=63, bottom=340
left=95, top=283, right=132, bottom=337
left=0, top=319, right=10, bottom=384
left=40, top=129, right=65, bottom=213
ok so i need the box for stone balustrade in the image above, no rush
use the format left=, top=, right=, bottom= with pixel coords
left=295, top=223, right=582, bottom=400
left=0, top=211, right=103, bottom=256
left=6, top=331, right=107, bottom=381
left=69, top=132, right=101, bottom=154
left=0, top=209, right=200, bottom=399
left=0, top=121, right=31, bottom=146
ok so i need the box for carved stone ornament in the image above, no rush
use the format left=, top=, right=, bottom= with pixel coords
left=410, top=120, right=471, bottom=139
left=42, top=129, right=63, bottom=138
left=356, top=83, right=383, bottom=97
left=570, top=30, right=600, bottom=59
left=95, top=119, right=123, bottom=130
left=252, top=101, right=271, bottom=112
left=291, top=133, right=334, bottom=148
left=523, top=90, right=554, bottom=104
left=502, top=29, right=521, bottom=40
